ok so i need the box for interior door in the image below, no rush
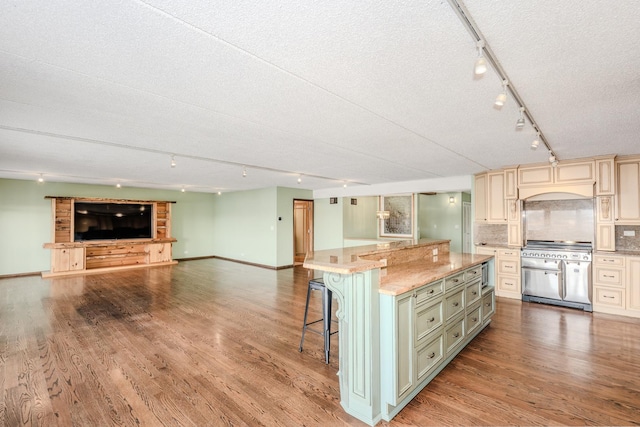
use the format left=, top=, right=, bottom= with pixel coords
left=294, top=200, right=314, bottom=264
left=463, top=202, right=472, bottom=253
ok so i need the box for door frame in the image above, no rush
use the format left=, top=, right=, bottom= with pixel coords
left=293, top=199, right=314, bottom=265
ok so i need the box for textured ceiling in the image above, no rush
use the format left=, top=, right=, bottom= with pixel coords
left=1, top=1, right=639, bottom=193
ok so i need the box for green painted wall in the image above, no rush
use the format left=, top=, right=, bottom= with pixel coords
left=418, top=192, right=463, bottom=252
left=0, top=178, right=216, bottom=276
left=313, top=197, right=344, bottom=251
left=343, top=196, right=378, bottom=238
left=210, top=186, right=312, bottom=268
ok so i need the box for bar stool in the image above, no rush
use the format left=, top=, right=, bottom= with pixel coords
left=299, top=277, right=338, bottom=364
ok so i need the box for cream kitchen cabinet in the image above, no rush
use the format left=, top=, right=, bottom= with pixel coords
left=595, top=156, right=616, bottom=195
left=626, top=255, right=640, bottom=315
left=474, top=171, right=506, bottom=223
left=504, top=168, right=518, bottom=199
left=474, top=173, right=487, bottom=222
left=507, top=199, right=522, bottom=247
left=593, top=254, right=626, bottom=316
left=496, top=248, right=521, bottom=299
left=616, top=158, right=640, bottom=224
left=595, top=196, right=615, bottom=252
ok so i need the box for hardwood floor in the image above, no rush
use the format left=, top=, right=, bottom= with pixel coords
left=1, top=258, right=639, bottom=426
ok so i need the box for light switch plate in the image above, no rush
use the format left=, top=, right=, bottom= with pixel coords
left=623, top=230, right=636, bottom=237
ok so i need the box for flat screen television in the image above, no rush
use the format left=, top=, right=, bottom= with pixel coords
left=74, top=202, right=153, bottom=241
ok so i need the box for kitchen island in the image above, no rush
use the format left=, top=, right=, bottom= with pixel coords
left=303, top=239, right=495, bottom=425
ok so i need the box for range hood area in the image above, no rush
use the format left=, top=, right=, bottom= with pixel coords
left=518, top=183, right=594, bottom=201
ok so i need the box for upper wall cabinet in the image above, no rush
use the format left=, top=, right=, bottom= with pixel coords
left=474, top=172, right=506, bottom=223
left=616, top=158, right=640, bottom=224
left=504, top=168, right=518, bottom=200
left=553, top=160, right=595, bottom=185
left=595, top=156, right=616, bottom=195
left=474, top=173, right=487, bottom=222
left=518, top=160, right=596, bottom=188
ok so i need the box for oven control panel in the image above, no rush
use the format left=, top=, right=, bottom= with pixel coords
left=521, top=250, right=591, bottom=261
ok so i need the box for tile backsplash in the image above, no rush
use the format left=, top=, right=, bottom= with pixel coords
left=474, top=223, right=508, bottom=246
left=524, top=199, right=595, bottom=243
left=615, top=225, right=640, bottom=251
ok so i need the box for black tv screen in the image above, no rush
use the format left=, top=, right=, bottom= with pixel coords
left=74, top=202, right=153, bottom=241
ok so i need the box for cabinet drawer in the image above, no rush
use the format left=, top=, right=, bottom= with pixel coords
left=444, top=289, right=465, bottom=321
left=444, top=272, right=464, bottom=291
left=594, top=267, right=624, bottom=287
left=498, top=249, right=520, bottom=259
left=498, top=259, right=519, bottom=275
left=594, top=287, right=625, bottom=308
left=594, top=255, right=625, bottom=267
left=415, top=280, right=443, bottom=305
left=465, top=302, right=482, bottom=336
left=465, top=278, right=482, bottom=306
left=497, top=275, right=520, bottom=293
left=464, top=266, right=482, bottom=281
left=482, top=290, right=495, bottom=322
left=416, top=333, right=444, bottom=382
left=445, top=317, right=465, bottom=355
left=415, top=300, right=443, bottom=344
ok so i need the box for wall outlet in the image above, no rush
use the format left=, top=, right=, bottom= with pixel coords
left=623, top=230, right=636, bottom=237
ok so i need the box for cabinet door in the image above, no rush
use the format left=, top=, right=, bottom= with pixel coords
left=69, top=247, right=85, bottom=271
left=596, top=157, right=615, bottom=195
left=51, top=248, right=71, bottom=273
left=627, top=256, right=640, bottom=314
left=487, top=172, right=506, bottom=223
left=616, top=161, right=640, bottom=223
left=474, top=174, right=487, bottom=222
left=518, top=165, right=553, bottom=186
left=504, top=168, right=518, bottom=199
left=148, top=243, right=172, bottom=263
left=554, top=161, right=595, bottom=184
left=596, top=224, right=615, bottom=252
left=395, top=294, right=415, bottom=402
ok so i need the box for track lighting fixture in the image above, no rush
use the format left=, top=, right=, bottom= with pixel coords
left=37, top=173, right=44, bottom=183
left=217, top=191, right=222, bottom=195
left=495, top=80, right=508, bottom=107
left=548, top=151, right=558, bottom=167
left=181, top=186, right=185, bottom=192
left=531, top=133, right=540, bottom=150
left=170, top=155, right=176, bottom=168
left=116, top=183, right=121, bottom=188
left=516, top=107, right=525, bottom=129
left=474, top=40, right=487, bottom=75
left=242, top=166, right=247, bottom=178
left=343, top=183, right=347, bottom=188
left=297, top=177, right=302, bottom=184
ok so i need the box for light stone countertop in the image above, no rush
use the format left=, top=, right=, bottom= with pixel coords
left=379, top=252, right=493, bottom=295
left=303, top=238, right=450, bottom=274
left=303, top=239, right=493, bottom=296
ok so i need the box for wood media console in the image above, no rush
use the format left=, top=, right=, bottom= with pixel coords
left=42, top=197, right=177, bottom=278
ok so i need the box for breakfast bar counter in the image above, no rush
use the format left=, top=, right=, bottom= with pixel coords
left=303, top=239, right=495, bottom=425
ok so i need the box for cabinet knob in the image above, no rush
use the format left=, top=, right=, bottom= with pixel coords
left=453, top=332, right=460, bottom=338
left=472, top=317, right=478, bottom=322
left=428, top=352, right=436, bottom=359
left=429, top=317, right=435, bottom=322
left=453, top=302, right=459, bottom=307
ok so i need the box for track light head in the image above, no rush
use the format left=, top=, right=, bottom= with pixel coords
left=474, top=40, right=487, bottom=75
left=495, top=80, right=508, bottom=107
left=170, top=155, right=176, bottom=168
left=531, top=136, right=540, bottom=150
left=37, top=173, right=44, bottom=183
left=242, top=167, right=247, bottom=178
left=516, top=107, right=525, bottom=129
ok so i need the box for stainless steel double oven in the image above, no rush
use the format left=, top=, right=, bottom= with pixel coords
left=521, top=240, right=592, bottom=311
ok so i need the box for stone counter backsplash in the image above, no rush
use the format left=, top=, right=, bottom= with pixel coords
left=474, top=223, right=508, bottom=246
left=616, top=225, right=640, bottom=252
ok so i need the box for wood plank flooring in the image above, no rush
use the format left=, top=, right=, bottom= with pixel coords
left=1, top=258, right=639, bottom=426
